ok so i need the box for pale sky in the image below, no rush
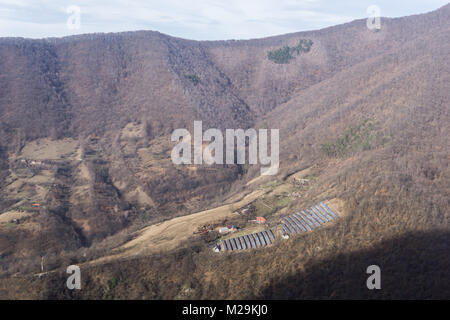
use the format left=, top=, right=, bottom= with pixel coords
left=0, top=0, right=448, bottom=40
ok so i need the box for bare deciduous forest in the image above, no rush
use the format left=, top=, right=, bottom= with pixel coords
left=0, top=4, right=449, bottom=299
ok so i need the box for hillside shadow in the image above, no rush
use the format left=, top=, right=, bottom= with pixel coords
left=258, top=230, right=450, bottom=299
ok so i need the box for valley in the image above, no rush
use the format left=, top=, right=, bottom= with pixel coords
left=0, top=4, right=449, bottom=299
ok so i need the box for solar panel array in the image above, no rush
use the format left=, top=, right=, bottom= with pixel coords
left=221, top=229, right=275, bottom=252
left=219, top=201, right=339, bottom=252
left=280, top=201, right=338, bottom=236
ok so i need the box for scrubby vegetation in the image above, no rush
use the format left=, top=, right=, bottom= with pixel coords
left=268, top=46, right=293, bottom=64
left=184, top=74, right=201, bottom=85
left=291, top=39, right=313, bottom=54
left=321, top=119, right=390, bottom=157
left=267, top=39, right=313, bottom=64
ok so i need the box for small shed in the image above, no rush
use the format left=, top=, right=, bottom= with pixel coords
left=219, top=227, right=229, bottom=234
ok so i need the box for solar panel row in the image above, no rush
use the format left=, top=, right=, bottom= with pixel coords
left=221, top=240, right=228, bottom=251
left=291, top=214, right=308, bottom=231
left=302, top=210, right=321, bottom=227
left=315, top=205, right=333, bottom=220
left=286, top=215, right=304, bottom=233
left=320, top=202, right=338, bottom=218
left=307, top=208, right=325, bottom=224
left=226, top=239, right=233, bottom=251
left=253, top=233, right=261, bottom=246
left=240, top=236, right=247, bottom=249
left=310, top=206, right=328, bottom=222
left=236, top=237, right=242, bottom=250
left=221, top=230, right=275, bottom=251
left=293, top=213, right=312, bottom=231
left=263, top=231, right=272, bottom=244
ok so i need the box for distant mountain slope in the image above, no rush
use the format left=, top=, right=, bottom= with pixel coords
left=204, top=3, right=450, bottom=114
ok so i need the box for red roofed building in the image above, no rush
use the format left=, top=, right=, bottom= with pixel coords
left=256, top=217, right=266, bottom=224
